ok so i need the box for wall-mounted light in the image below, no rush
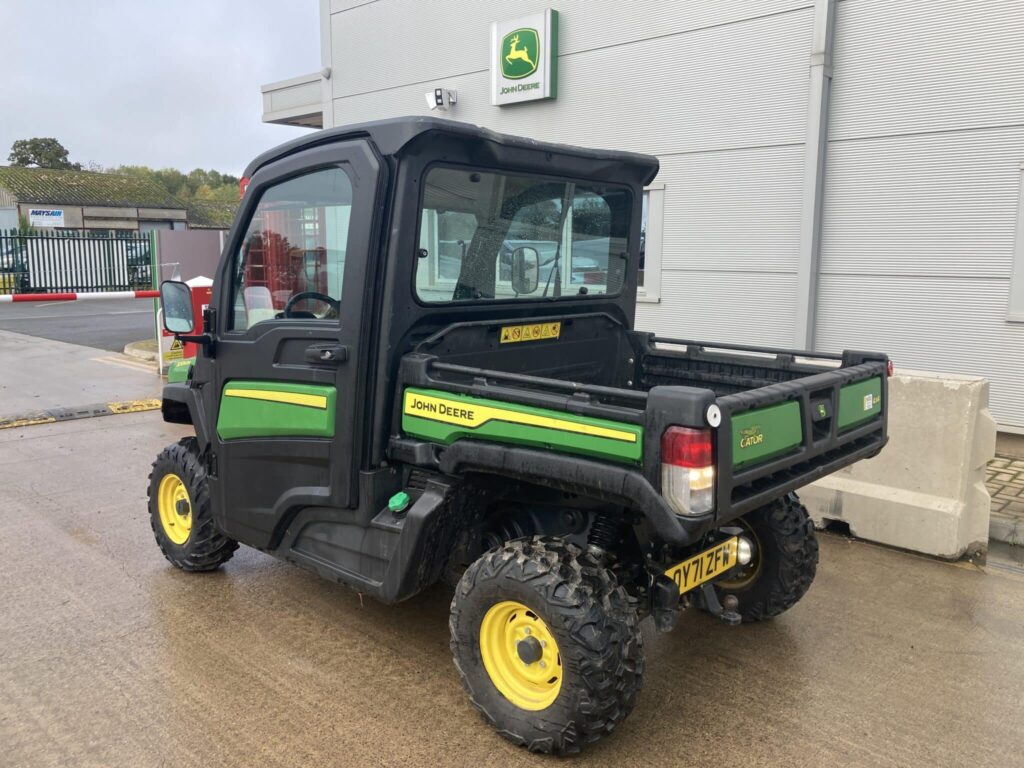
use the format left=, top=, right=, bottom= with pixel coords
left=425, top=88, right=457, bottom=111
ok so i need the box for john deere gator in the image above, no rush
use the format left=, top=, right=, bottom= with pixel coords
left=151, top=117, right=890, bottom=755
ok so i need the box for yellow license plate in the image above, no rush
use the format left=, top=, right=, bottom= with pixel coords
left=665, top=537, right=740, bottom=595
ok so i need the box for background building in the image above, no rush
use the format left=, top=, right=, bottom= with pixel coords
left=0, top=166, right=187, bottom=232
left=185, top=200, right=240, bottom=232
left=262, top=0, right=1024, bottom=431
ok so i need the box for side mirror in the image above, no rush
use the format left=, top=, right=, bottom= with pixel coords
left=511, top=246, right=540, bottom=295
left=160, top=280, right=195, bottom=334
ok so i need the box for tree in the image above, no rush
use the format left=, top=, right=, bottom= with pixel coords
left=111, top=165, right=239, bottom=202
left=8, top=138, right=81, bottom=170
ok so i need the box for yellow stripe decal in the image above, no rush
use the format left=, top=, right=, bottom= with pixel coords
left=223, top=388, right=328, bottom=410
left=403, top=391, right=637, bottom=443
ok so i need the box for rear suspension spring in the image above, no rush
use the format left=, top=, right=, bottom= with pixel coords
left=588, top=511, right=620, bottom=551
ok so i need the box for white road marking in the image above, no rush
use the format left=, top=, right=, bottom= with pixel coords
left=90, top=355, right=157, bottom=373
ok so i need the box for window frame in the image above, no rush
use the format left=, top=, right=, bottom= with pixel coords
left=637, top=182, right=664, bottom=304
left=412, top=162, right=635, bottom=307
left=1009, top=161, right=1024, bottom=322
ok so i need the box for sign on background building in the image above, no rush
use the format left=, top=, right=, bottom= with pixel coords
left=490, top=9, right=558, bottom=106
left=28, top=208, right=64, bottom=228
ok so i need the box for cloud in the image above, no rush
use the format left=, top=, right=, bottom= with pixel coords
left=0, top=0, right=320, bottom=175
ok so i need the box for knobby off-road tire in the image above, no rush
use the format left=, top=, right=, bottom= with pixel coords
left=450, top=537, right=643, bottom=756
left=715, top=493, right=819, bottom=622
left=148, top=437, right=237, bottom=571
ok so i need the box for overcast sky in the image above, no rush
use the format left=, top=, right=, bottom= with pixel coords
left=0, top=0, right=321, bottom=176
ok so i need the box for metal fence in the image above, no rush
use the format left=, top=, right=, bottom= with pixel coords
left=0, top=229, right=155, bottom=294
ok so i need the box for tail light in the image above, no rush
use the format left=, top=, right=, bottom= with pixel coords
left=887, top=359, right=894, bottom=377
left=661, top=426, right=715, bottom=516
left=239, top=176, right=251, bottom=198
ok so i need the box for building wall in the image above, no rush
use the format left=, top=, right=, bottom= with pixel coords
left=818, top=0, right=1024, bottom=429
left=14, top=203, right=186, bottom=231
left=319, top=0, right=1024, bottom=428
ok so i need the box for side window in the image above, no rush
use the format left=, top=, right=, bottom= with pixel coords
left=231, top=167, right=352, bottom=330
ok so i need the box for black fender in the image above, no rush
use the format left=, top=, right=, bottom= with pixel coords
left=438, top=441, right=707, bottom=547
left=161, top=382, right=210, bottom=448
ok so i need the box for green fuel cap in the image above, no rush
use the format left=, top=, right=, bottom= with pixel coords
left=388, top=491, right=411, bottom=514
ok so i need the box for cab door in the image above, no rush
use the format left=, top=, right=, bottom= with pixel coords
left=206, top=141, right=382, bottom=548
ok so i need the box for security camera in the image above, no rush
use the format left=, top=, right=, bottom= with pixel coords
left=425, top=88, right=457, bottom=111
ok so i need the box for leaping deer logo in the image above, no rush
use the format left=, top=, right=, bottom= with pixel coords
left=500, top=28, right=539, bottom=79
left=505, top=34, right=535, bottom=69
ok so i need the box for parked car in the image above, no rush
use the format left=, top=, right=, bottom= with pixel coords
left=0, top=239, right=28, bottom=292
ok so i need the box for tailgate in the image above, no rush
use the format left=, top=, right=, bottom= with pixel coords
left=716, top=361, right=888, bottom=517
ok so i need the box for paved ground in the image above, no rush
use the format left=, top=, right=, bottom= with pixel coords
left=2, top=413, right=1023, bottom=767
left=0, top=296, right=155, bottom=352
left=986, top=455, right=1024, bottom=544
left=0, top=329, right=159, bottom=417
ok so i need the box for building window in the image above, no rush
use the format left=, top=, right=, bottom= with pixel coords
left=1010, top=162, right=1024, bottom=322
left=637, top=183, right=664, bottom=303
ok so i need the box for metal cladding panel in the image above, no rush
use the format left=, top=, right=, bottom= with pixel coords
left=635, top=270, right=797, bottom=347
left=830, top=0, right=1024, bottom=141
left=331, top=5, right=813, bottom=156
left=815, top=276, right=1024, bottom=428
left=657, top=147, right=804, bottom=273
left=330, top=0, right=812, bottom=101
left=820, top=127, right=1024, bottom=278
left=821, top=0, right=1024, bottom=428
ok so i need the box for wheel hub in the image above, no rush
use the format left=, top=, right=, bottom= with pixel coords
left=515, top=636, right=543, bottom=665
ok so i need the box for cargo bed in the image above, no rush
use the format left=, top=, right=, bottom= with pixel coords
left=394, top=313, right=888, bottom=531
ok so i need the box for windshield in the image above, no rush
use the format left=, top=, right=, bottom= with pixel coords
left=415, top=166, right=632, bottom=303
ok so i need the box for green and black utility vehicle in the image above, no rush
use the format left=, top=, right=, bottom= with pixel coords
left=151, top=117, right=889, bottom=755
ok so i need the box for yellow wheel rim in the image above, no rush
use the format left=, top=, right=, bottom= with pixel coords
left=157, top=473, right=192, bottom=545
left=479, top=600, right=562, bottom=711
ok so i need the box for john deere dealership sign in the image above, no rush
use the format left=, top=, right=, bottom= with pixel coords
left=490, top=10, right=558, bottom=106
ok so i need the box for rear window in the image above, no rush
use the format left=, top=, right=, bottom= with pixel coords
left=415, top=166, right=632, bottom=303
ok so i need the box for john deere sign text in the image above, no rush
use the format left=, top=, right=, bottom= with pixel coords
left=490, top=10, right=558, bottom=106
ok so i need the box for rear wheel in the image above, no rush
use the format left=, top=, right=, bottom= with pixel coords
left=714, top=494, right=818, bottom=621
left=450, top=537, right=643, bottom=755
left=148, top=438, right=237, bottom=571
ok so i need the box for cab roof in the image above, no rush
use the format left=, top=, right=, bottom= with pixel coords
left=244, top=116, right=659, bottom=187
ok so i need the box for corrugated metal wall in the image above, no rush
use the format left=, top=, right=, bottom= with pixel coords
left=327, top=0, right=814, bottom=347
left=324, top=0, right=1024, bottom=427
left=819, top=0, right=1024, bottom=427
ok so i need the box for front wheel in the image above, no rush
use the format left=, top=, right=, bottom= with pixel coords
left=147, top=437, right=237, bottom=571
left=450, top=537, right=643, bottom=755
left=714, top=494, right=819, bottom=622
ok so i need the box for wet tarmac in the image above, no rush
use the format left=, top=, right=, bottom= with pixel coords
left=2, top=413, right=1023, bottom=767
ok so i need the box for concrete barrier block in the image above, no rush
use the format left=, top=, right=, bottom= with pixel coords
left=802, top=370, right=996, bottom=560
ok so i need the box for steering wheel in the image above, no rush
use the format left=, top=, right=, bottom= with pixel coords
left=282, top=291, right=340, bottom=319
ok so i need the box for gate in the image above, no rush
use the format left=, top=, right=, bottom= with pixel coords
left=0, top=229, right=155, bottom=294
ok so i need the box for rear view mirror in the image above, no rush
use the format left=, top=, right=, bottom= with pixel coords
left=511, top=246, right=540, bottom=295
left=160, top=280, right=194, bottom=334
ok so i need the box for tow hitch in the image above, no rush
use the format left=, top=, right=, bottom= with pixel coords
left=699, top=583, right=742, bottom=625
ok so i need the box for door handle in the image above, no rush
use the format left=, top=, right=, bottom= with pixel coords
left=305, top=344, right=349, bottom=364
